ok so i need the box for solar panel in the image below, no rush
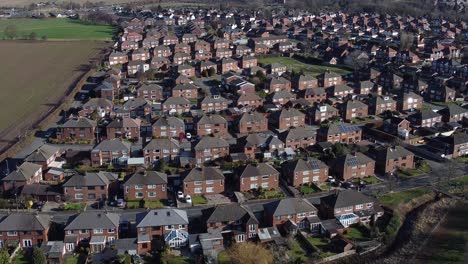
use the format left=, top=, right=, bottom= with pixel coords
left=346, top=156, right=359, bottom=166
left=309, top=160, right=320, bottom=170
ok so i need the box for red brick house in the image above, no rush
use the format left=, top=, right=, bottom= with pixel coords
left=153, top=46, right=172, bottom=58
left=398, top=92, right=423, bottom=112
left=91, top=139, right=131, bottom=167
left=371, top=145, right=414, bottom=174
left=64, top=212, right=119, bottom=253
left=408, top=110, right=442, bottom=128
left=293, top=74, right=318, bottom=90
left=106, top=118, right=141, bottom=141
left=123, top=171, right=168, bottom=200
left=301, top=87, right=327, bottom=103
left=239, top=55, right=257, bottom=69
left=438, top=104, right=468, bottom=123
left=131, top=48, right=150, bottom=61
left=319, top=72, right=343, bottom=87
left=309, top=104, right=339, bottom=124
left=239, top=163, right=279, bottom=191
left=333, top=153, right=375, bottom=181
left=282, top=158, right=329, bottom=187
left=200, top=95, right=230, bottom=113
left=62, top=172, right=119, bottom=202
left=266, top=76, right=291, bottom=93
left=162, top=97, right=193, bottom=115
left=197, top=114, right=229, bottom=137
left=194, top=136, right=230, bottom=165
left=182, top=167, right=225, bottom=196
left=276, top=108, right=305, bottom=130
left=25, top=144, right=61, bottom=170
left=109, top=51, right=128, bottom=66
left=143, top=138, right=180, bottom=164
left=0, top=213, right=50, bottom=249
left=136, top=209, right=189, bottom=253
left=317, top=122, right=362, bottom=144
left=1, top=162, right=42, bottom=191
left=367, top=95, right=397, bottom=115
left=57, top=117, right=97, bottom=142
left=279, top=126, right=317, bottom=150
left=327, top=84, right=354, bottom=98
left=238, top=111, right=268, bottom=134
left=265, top=198, right=318, bottom=230
left=152, top=116, right=185, bottom=138
left=136, top=84, right=163, bottom=103
left=206, top=204, right=259, bottom=242
left=172, top=84, right=198, bottom=99
left=236, top=93, right=263, bottom=108
left=339, top=100, right=369, bottom=121
left=218, top=58, right=240, bottom=73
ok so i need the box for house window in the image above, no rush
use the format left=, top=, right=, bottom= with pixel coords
left=66, top=243, right=74, bottom=251
left=135, top=192, right=144, bottom=198
left=22, top=239, right=32, bottom=248
left=79, top=230, right=89, bottom=234
left=206, top=187, right=214, bottom=193
left=74, top=186, right=82, bottom=191
left=249, top=224, right=256, bottom=232
left=206, top=180, right=214, bottom=185
left=108, top=229, right=115, bottom=233
left=135, top=185, right=144, bottom=190
left=75, top=194, right=84, bottom=200
left=147, top=185, right=156, bottom=189
left=194, top=181, right=203, bottom=185
left=93, top=229, right=103, bottom=234
left=356, top=204, right=363, bottom=209
left=275, top=216, right=281, bottom=220
left=88, top=194, right=96, bottom=199
left=250, top=176, right=257, bottom=181
left=297, top=213, right=306, bottom=218
left=7, top=231, right=17, bottom=236
left=108, top=236, right=115, bottom=245
left=195, top=188, right=202, bottom=194
left=148, top=192, right=156, bottom=197
left=237, top=234, right=245, bottom=242
left=166, top=225, right=174, bottom=230
left=261, top=182, right=269, bottom=188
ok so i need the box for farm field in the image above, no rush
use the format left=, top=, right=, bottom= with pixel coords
left=257, top=56, right=351, bottom=77
left=0, top=18, right=114, bottom=40
left=0, top=0, right=207, bottom=7
left=0, top=40, right=107, bottom=148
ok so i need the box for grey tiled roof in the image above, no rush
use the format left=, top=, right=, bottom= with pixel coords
left=61, top=117, right=97, bottom=128
left=63, top=171, right=117, bottom=187
left=0, top=213, right=50, bottom=231
left=65, top=212, right=119, bottom=230
left=2, top=162, right=42, bottom=182
left=144, top=138, right=180, bottom=151
left=321, top=189, right=374, bottom=209
left=183, top=167, right=225, bottom=182
left=94, top=139, right=131, bottom=152
left=207, top=204, right=258, bottom=224
left=136, top=209, right=188, bottom=227
left=240, top=163, right=279, bottom=178
left=198, top=114, right=227, bottom=125
left=265, top=198, right=318, bottom=216
left=153, top=116, right=185, bottom=128
left=124, top=171, right=168, bottom=186
left=194, top=136, right=229, bottom=150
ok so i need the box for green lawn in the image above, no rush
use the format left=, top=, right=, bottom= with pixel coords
left=191, top=195, right=208, bottom=205
left=258, top=189, right=285, bottom=199
left=343, top=226, right=371, bottom=241
left=378, top=187, right=430, bottom=207
left=300, top=185, right=317, bottom=194
left=218, top=250, right=230, bottom=264
left=353, top=176, right=383, bottom=185
left=288, top=239, right=309, bottom=263
left=258, top=56, right=351, bottom=77
left=64, top=202, right=85, bottom=211
left=0, top=18, right=114, bottom=40
left=319, top=183, right=332, bottom=190
left=14, top=251, right=29, bottom=264
left=307, top=237, right=328, bottom=247
left=398, top=161, right=431, bottom=178
left=126, top=199, right=164, bottom=209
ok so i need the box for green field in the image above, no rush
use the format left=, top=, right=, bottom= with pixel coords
left=0, top=18, right=114, bottom=40
left=258, top=56, right=351, bottom=77
left=378, top=187, right=431, bottom=207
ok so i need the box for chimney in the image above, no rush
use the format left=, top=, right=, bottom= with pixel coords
left=166, top=211, right=171, bottom=217
left=154, top=211, right=158, bottom=215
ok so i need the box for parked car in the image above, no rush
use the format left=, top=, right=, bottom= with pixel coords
left=185, top=195, right=192, bottom=204
left=177, top=191, right=184, bottom=199
left=117, top=199, right=125, bottom=208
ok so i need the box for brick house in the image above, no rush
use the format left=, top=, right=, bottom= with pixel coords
left=240, top=133, right=285, bottom=160
left=236, top=93, right=263, bottom=108
left=182, top=167, right=225, bottom=196
left=143, top=138, right=180, bottom=164
left=355, top=80, right=377, bottom=95
left=123, top=171, right=168, bottom=200
left=162, top=97, right=193, bottom=115
left=333, top=153, right=375, bottom=181
left=218, top=58, right=240, bottom=73
left=136, top=209, right=189, bottom=253
left=137, top=84, right=163, bottom=103
left=438, top=104, right=468, bottom=123
left=57, top=117, right=97, bottom=141
left=268, top=90, right=296, bottom=106
left=131, top=48, right=150, bottom=61
left=398, top=92, right=423, bottom=112
left=317, top=122, right=362, bottom=144
left=430, top=132, right=468, bottom=158
left=276, top=108, right=306, bottom=130
left=266, top=76, right=291, bottom=93
left=197, top=114, right=228, bottom=137
left=279, top=126, right=317, bottom=150
left=239, top=163, right=279, bottom=191
left=64, top=212, right=119, bottom=253
left=24, top=144, right=61, bottom=170
left=339, top=100, right=369, bottom=121
left=293, top=74, right=318, bottom=90
left=106, top=118, right=141, bottom=141
left=408, top=110, right=442, bottom=128
left=194, top=136, right=230, bottom=165
left=264, top=198, right=318, bottom=229
left=238, top=111, right=268, bottom=134
left=152, top=116, right=185, bottom=138
left=427, top=85, right=456, bottom=102
left=282, top=158, right=329, bottom=187
left=239, top=55, right=257, bottom=69
left=206, top=204, right=259, bottom=242
left=371, top=146, right=414, bottom=174
left=309, top=104, right=339, bottom=124
left=91, top=139, right=131, bottom=167
left=172, top=84, right=198, bottom=99
left=319, top=72, right=343, bottom=87
left=367, top=95, right=397, bottom=115
left=0, top=213, right=50, bottom=249
left=1, top=162, right=42, bottom=191
left=152, top=116, right=185, bottom=137
left=109, top=51, right=128, bottom=65
left=62, top=172, right=119, bottom=202
left=153, top=45, right=172, bottom=58
left=81, top=98, right=114, bottom=117
left=301, top=87, right=327, bottom=104
left=175, top=64, right=196, bottom=78
left=327, top=84, right=354, bottom=98
left=200, top=95, right=230, bottom=113
left=320, top=190, right=383, bottom=227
